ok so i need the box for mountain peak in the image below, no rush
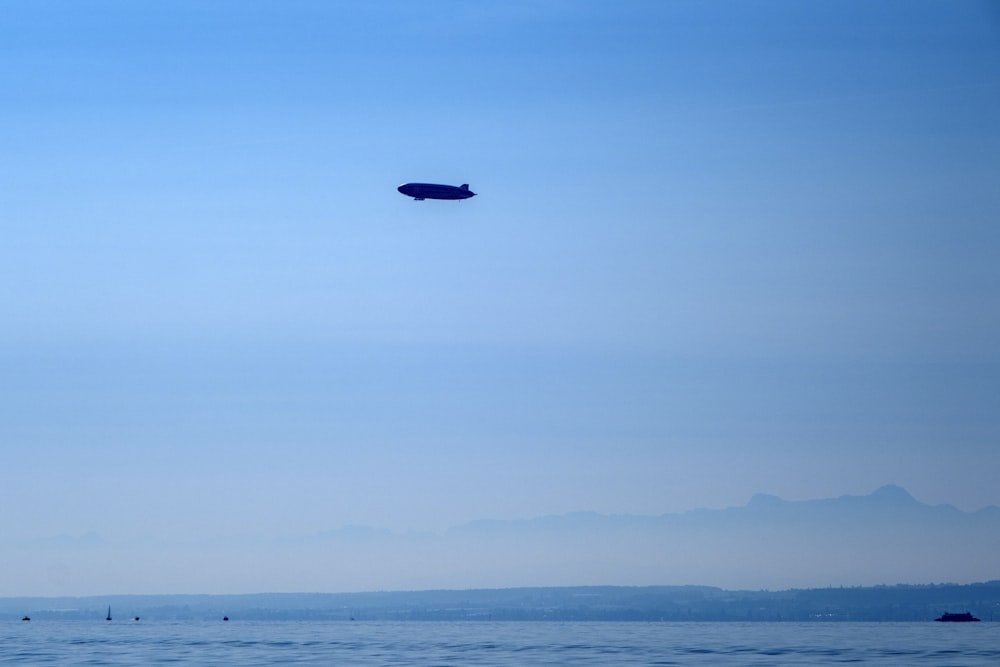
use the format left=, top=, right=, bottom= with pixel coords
left=868, top=484, right=918, bottom=504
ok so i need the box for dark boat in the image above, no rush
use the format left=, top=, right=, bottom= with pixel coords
left=106, top=606, right=112, bottom=621
left=935, top=612, right=980, bottom=622
left=21, top=616, right=30, bottom=621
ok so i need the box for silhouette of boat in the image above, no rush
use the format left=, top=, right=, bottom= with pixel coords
left=21, top=616, right=30, bottom=621
left=106, top=606, right=112, bottom=621
left=935, top=611, right=980, bottom=622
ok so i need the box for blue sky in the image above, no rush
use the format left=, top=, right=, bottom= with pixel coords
left=1, top=1, right=998, bottom=595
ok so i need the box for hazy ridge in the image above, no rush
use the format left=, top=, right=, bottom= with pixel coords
left=435, top=485, right=1000, bottom=589
left=4, top=486, right=998, bottom=619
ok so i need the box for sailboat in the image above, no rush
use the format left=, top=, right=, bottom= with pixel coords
left=106, top=606, right=112, bottom=621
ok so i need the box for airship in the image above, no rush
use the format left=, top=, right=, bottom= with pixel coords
left=397, top=182, right=476, bottom=201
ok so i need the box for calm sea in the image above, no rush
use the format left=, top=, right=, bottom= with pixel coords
left=3, top=620, right=997, bottom=665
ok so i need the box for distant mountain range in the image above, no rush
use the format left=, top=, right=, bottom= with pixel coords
left=283, top=485, right=999, bottom=592
left=5, top=486, right=996, bottom=598
left=432, top=485, right=999, bottom=590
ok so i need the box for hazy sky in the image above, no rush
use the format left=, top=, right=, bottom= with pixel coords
left=2, top=1, right=998, bottom=595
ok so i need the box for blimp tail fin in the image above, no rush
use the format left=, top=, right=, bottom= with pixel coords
left=459, top=184, right=470, bottom=190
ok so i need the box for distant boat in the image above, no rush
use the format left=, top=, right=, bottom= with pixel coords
left=132, top=616, right=140, bottom=622
left=21, top=616, right=30, bottom=621
left=106, top=606, right=112, bottom=621
left=223, top=616, right=229, bottom=621
left=935, top=611, right=980, bottom=622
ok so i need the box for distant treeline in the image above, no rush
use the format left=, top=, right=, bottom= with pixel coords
left=5, top=582, right=999, bottom=622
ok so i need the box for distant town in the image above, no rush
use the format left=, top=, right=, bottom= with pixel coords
left=4, top=582, right=999, bottom=622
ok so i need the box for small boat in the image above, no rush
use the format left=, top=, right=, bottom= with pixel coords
left=223, top=616, right=229, bottom=621
left=106, top=606, right=112, bottom=621
left=935, top=611, right=980, bottom=622
left=21, top=616, right=30, bottom=621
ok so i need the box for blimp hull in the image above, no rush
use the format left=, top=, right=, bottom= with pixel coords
left=398, top=183, right=476, bottom=200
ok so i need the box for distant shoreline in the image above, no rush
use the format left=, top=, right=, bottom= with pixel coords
left=4, top=582, right=998, bottom=622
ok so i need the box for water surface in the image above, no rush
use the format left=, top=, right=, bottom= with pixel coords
left=5, top=620, right=997, bottom=665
